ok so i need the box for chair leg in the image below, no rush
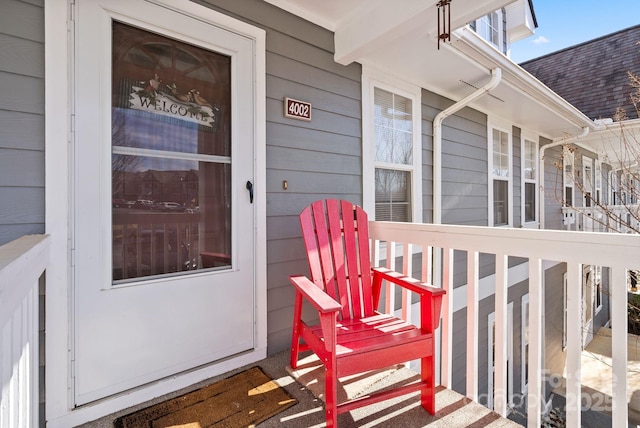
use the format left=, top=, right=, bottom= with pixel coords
left=421, top=355, right=436, bottom=415
left=290, top=292, right=303, bottom=369
left=324, top=361, right=338, bottom=428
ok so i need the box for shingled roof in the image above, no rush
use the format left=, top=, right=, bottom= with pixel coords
left=520, top=25, right=640, bottom=121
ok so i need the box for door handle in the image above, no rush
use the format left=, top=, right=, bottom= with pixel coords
left=246, top=181, right=254, bottom=204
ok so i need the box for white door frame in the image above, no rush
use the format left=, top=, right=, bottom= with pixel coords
left=45, top=1, right=266, bottom=426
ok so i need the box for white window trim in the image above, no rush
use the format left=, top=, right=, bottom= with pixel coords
left=475, top=9, right=505, bottom=52
left=521, top=132, right=539, bottom=228
left=488, top=118, right=513, bottom=227
left=595, top=265, right=603, bottom=315
left=521, top=294, right=529, bottom=394
left=563, top=147, right=575, bottom=207
left=362, top=67, right=422, bottom=222
left=582, top=155, right=594, bottom=207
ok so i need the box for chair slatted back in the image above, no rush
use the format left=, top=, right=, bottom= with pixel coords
left=299, top=200, right=374, bottom=320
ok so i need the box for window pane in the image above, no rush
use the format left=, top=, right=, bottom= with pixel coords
left=524, top=140, right=536, bottom=180
left=111, top=21, right=232, bottom=283
left=112, top=155, right=231, bottom=281
left=492, top=129, right=509, bottom=177
left=375, top=169, right=411, bottom=222
left=493, top=179, right=508, bottom=225
left=374, top=87, right=412, bottom=165
left=525, top=182, right=536, bottom=222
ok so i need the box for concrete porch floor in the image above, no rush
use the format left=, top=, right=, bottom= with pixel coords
left=78, top=349, right=521, bottom=428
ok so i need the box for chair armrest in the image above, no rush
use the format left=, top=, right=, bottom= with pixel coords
left=289, top=275, right=342, bottom=314
left=372, top=267, right=445, bottom=332
left=372, top=267, right=445, bottom=296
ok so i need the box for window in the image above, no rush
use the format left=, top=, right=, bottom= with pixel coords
left=363, top=69, right=422, bottom=222
left=595, top=159, right=602, bottom=204
left=595, top=266, right=603, bottom=314
left=582, top=156, right=593, bottom=207
left=474, top=9, right=505, bottom=52
left=489, top=124, right=512, bottom=226
left=522, top=138, right=538, bottom=225
left=563, top=147, right=575, bottom=207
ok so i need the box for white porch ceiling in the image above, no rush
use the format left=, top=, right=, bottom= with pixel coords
left=264, top=0, right=595, bottom=139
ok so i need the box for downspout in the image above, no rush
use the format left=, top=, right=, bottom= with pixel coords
left=433, top=67, right=502, bottom=224
left=538, top=126, right=590, bottom=229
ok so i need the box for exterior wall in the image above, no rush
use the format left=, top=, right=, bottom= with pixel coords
left=542, top=139, right=565, bottom=230
left=0, top=0, right=45, bottom=246
left=425, top=93, right=488, bottom=227
left=200, top=0, right=363, bottom=354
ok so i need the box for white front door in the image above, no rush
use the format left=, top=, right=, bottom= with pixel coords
left=73, top=0, right=258, bottom=405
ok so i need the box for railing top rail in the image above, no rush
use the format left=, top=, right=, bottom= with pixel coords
left=1, top=235, right=51, bottom=322
left=369, top=221, right=640, bottom=269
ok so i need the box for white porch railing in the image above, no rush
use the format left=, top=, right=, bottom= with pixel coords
left=0, top=235, right=50, bottom=428
left=563, top=204, right=640, bottom=233
left=369, top=221, right=638, bottom=427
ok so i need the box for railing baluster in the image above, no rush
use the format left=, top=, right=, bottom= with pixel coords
left=440, top=247, right=454, bottom=388
left=401, top=243, right=412, bottom=322
left=421, top=244, right=432, bottom=284
left=494, top=253, right=508, bottom=416
left=385, top=242, right=396, bottom=315
left=527, top=257, right=543, bottom=427
left=466, top=250, right=479, bottom=401
left=611, top=266, right=628, bottom=427
left=565, top=261, right=582, bottom=427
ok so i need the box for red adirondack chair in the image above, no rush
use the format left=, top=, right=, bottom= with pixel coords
left=289, top=199, right=446, bottom=427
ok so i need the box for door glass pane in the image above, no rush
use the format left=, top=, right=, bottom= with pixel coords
left=111, top=22, right=232, bottom=283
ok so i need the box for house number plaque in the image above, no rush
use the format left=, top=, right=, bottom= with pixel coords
left=284, top=97, right=312, bottom=121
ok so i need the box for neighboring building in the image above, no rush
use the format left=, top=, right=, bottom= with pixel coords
left=0, top=1, right=633, bottom=427
left=521, top=24, right=640, bottom=121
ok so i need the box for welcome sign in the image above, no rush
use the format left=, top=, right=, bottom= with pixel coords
left=122, top=78, right=221, bottom=131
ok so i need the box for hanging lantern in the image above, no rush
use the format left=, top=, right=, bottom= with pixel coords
left=437, top=0, right=451, bottom=50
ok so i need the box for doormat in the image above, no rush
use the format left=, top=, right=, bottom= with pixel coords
left=114, top=367, right=298, bottom=428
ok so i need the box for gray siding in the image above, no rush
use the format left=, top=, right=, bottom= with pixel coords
left=0, top=0, right=45, bottom=246
left=422, top=90, right=488, bottom=226
left=542, top=139, right=565, bottom=230
left=201, top=0, right=362, bottom=354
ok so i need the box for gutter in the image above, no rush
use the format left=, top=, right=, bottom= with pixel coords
left=433, top=68, right=502, bottom=224
left=538, top=126, right=590, bottom=228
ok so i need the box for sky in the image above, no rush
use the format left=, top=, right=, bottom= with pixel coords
left=510, top=0, right=640, bottom=64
